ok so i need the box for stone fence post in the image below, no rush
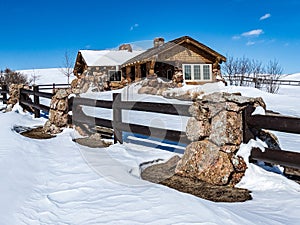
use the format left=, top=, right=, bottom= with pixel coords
left=175, top=92, right=266, bottom=186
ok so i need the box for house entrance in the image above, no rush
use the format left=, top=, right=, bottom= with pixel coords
left=154, top=62, right=174, bottom=80
left=141, top=63, right=147, bottom=78
left=130, top=66, right=135, bottom=81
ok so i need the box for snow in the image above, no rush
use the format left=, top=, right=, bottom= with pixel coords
left=79, top=50, right=144, bottom=67
left=251, top=106, right=266, bottom=115
left=1, top=68, right=300, bottom=224
left=281, top=73, right=300, bottom=81
left=18, top=68, right=75, bottom=85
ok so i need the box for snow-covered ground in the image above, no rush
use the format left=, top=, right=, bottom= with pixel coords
left=18, top=68, right=75, bottom=85
left=1, top=69, right=300, bottom=224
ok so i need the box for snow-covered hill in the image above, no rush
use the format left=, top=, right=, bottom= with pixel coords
left=18, top=68, right=75, bottom=85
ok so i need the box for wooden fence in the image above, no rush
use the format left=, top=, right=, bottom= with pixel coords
left=19, top=83, right=69, bottom=118
left=243, top=106, right=300, bottom=171
left=2, top=82, right=300, bottom=173
left=223, top=75, right=300, bottom=86
left=71, top=93, right=191, bottom=145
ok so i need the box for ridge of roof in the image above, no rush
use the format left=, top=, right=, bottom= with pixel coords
left=122, top=36, right=226, bottom=66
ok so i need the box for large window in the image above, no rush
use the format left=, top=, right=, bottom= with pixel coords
left=109, top=70, right=122, bottom=81
left=183, top=64, right=212, bottom=81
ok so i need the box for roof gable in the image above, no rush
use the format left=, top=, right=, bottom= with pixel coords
left=122, top=36, right=226, bottom=66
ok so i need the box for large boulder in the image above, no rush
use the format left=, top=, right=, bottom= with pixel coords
left=175, top=140, right=247, bottom=186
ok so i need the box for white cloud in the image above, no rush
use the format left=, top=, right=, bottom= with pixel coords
left=246, top=41, right=256, bottom=46
left=260, top=13, right=271, bottom=21
left=130, top=23, right=139, bottom=31
left=232, top=35, right=241, bottom=40
left=242, top=29, right=264, bottom=37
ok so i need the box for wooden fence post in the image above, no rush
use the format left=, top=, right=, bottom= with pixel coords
left=33, top=85, right=40, bottom=118
left=113, top=93, right=123, bottom=144
left=52, top=83, right=56, bottom=94
left=2, top=85, right=8, bottom=104
left=242, top=105, right=255, bottom=143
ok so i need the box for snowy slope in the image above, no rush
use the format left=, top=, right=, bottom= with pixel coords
left=1, top=69, right=300, bottom=224
left=1, top=112, right=299, bottom=225
left=18, top=68, right=75, bottom=85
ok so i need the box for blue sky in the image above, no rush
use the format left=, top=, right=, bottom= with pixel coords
left=1, top=0, right=300, bottom=74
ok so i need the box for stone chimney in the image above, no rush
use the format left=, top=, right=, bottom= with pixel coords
left=153, top=37, right=165, bottom=48
left=119, top=44, right=132, bottom=52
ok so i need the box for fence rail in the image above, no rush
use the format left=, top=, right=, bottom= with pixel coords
left=223, top=75, right=300, bottom=86
left=71, top=93, right=191, bottom=145
left=18, top=84, right=68, bottom=118
left=243, top=106, right=300, bottom=172
left=0, top=85, right=9, bottom=104
left=38, top=83, right=70, bottom=90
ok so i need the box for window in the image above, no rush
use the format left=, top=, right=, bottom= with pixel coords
left=183, top=64, right=212, bottom=81
left=109, top=70, right=122, bottom=81
left=194, top=65, right=201, bottom=80
left=184, top=65, right=191, bottom=80
left=203, top=65, right=210, bottom=80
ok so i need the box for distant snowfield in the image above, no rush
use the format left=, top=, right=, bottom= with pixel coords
left=18, top=68, right=75, bottom=85
left=1, top=69, right=300, bottom=224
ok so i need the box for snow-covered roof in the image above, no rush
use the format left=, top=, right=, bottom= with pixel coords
left=79, top=50, right=144, bottom=67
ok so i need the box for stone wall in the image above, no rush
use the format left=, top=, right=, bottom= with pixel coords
left=175, top=92, right=266, bottom=186
left=137, top=73, right=184, bottom=96
left=44, top=89, right=71, bottom=134
left=6, top=84, right=31, bottom=112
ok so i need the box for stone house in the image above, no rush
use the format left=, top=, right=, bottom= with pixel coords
left=73, top=45, right=143, bottom=88
left=121, top=36, right=226, bottom=85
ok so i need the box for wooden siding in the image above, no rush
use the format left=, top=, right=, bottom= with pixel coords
left=159, top=44, right=212, bottom=64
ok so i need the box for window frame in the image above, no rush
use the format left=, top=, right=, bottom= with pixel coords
left=183, top=64, right=212, bottom=81
left=108, top=70, right=122, bottom=81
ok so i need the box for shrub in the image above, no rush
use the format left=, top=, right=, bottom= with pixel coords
left=0, top=68, right=30, bottom=86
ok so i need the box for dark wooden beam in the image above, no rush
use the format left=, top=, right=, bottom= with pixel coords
left=247, top=113, right=300, bottom=134
left=250, top=147, right=300, bottom=170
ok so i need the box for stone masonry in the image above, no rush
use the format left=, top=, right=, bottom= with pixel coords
left=43, top=89, right=71, bottom=134
left=176, top=92, right=266, bottom=186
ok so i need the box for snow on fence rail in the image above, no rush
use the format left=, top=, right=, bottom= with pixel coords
left=243, top=106, right=300, bottom=171
left=71, top=93, right=191, bottom=145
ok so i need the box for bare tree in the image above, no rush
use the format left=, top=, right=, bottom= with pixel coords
left=30, top=69, right=40, bottom=85
left=222, top=55, right=284, bottom=93
left=222, top=55, right=240, bottom=85
left=250, top=59, right=265, bottom=88
left=236, top=56, right=252, bottom=86
left=60, top=50, right=74, bottom=85
left=265, top=59, right=283, bottom=93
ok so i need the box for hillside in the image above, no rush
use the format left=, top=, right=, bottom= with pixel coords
left=18, top=68, right=75, bottom=85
